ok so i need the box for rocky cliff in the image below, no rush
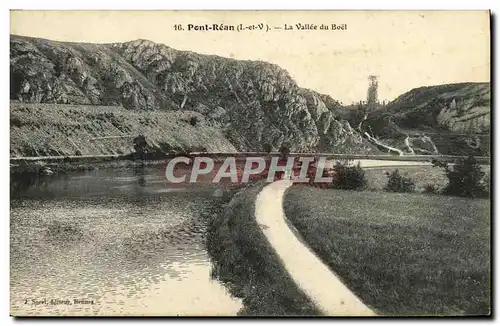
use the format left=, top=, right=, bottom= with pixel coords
left=10, top=35, right=378, bottom=156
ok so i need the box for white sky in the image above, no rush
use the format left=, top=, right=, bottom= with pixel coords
left=10, top=10, right=490, bottom=103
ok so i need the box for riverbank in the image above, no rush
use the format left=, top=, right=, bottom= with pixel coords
left=283, top=186, right=490, bottom=316
left=203, top=182, right=320, bottom=316
left=10, top=156, right=166, bottom=175
left=10, top=151, right=490, bottom=177
left=10, top=158, right=167, bottom=199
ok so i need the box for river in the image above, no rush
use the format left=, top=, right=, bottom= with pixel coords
left=10, top=158, right=437, bottom=316
left=10, top=165, right=242, bottom=316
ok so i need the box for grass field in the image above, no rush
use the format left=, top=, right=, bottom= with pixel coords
left=363, top=165, right=490, bottom=193
left=363, top=166, right=448, bottom=192
left=283, top=187, right=490, bottom=316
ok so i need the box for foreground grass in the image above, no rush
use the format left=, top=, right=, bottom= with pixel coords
left=203, top=183, right=320, bottom=316
left=283, top=187, right=490, bottom=316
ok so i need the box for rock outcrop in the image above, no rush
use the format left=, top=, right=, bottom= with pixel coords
left=10, top=35, right=378, bottom=156
left=364, top=83, right=490, bottom=156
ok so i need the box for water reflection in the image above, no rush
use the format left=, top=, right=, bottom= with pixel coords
left=134, top=165, right=147, bottom=188
left=10, top=166, right=241, bottom=316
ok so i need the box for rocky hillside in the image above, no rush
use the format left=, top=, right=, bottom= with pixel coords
left=364, top=83, right=491, bottom=156
left=10, top=35, right=379, bottom=157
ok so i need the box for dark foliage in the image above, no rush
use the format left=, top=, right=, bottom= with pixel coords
left=46, top=221, right=84, bottom=242
left=441, top=156, right=489, bottom=198
left=133, top=134, right=148, bottom=158
left=279, top=144, right=290, bottom=157
left=330, top=161, right=367, bottom=190
left=424, top=184, right=438, bottom=194
left=263, top=143, right=272, bottom=153
left=385, top=169, right=416, bottom=193
left=10, top=116, right=23, bottom=128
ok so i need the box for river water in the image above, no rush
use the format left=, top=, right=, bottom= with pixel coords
left=10, top=165, right=242, bottom=316
left=10, top=158, right=437, bottom=316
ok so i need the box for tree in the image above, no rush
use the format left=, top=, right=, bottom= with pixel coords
left=442, top=155, right=488, bottom=198
left=330, top=162, right=367, bottom=190
left=385, top=169, right=415, bottom=193
left=263, top=143, right=272, bottom=153
left=133, top=134, right=148, bottom=160
left=367, top=75, right=379, bottom=111
left=354, top=103, right=368, bottom=131
left=279, top=144, right=290, bottom=157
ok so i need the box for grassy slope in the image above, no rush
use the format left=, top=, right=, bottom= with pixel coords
left=368, top=83, right=490, bottom=133
left=283, top=187, right=490, bottom=315
left=365, top=83, right=490, bottom=156
left=10, top=102, right=236, bottom=157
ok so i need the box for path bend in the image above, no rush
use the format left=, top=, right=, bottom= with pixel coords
left=255, top=180, right=376, bottom=316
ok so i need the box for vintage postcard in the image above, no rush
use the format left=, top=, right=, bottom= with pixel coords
left=10, top=10, right=491, bottom=317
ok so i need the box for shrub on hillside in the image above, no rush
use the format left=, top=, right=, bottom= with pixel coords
left=330, top=161, right=367, bottom=190
left=133, top=134, right=148, bottom=159
left=385, top=169, right=416, bottom=193
left=279, top=144, right=290, bottom=157
left=46, top=221, right=84, bottom=241
left=482, top=172, right=490, bottom=195
left=441, top=156, right=489, bottom=198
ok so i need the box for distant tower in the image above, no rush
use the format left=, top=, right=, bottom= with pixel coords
left=367, top=75, right=379, bottom=111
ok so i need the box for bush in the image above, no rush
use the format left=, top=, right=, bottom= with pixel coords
left=442, top=156, right=489, bottom=198
left=263, top=143, right=272, bottom=153
left=10, top=116, right=23, bottom=128
left=330, top=161, right=367, bottom=190
left=482, top=172, right=491, bottom=195
left=133, top=134, right=148, bottom=158
left=423, top=184, right=438, bottom=194
left=46, top=221, right=84, bottom=241
left=385, top=169, right=415, bottom=193
left=279, top=144, right=290, bottom=157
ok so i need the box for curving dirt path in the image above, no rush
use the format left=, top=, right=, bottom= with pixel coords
left=255, top=180, right=376, bottom=316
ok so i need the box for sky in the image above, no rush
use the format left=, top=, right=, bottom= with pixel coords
left=10, top=10, right=490, bottom=104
